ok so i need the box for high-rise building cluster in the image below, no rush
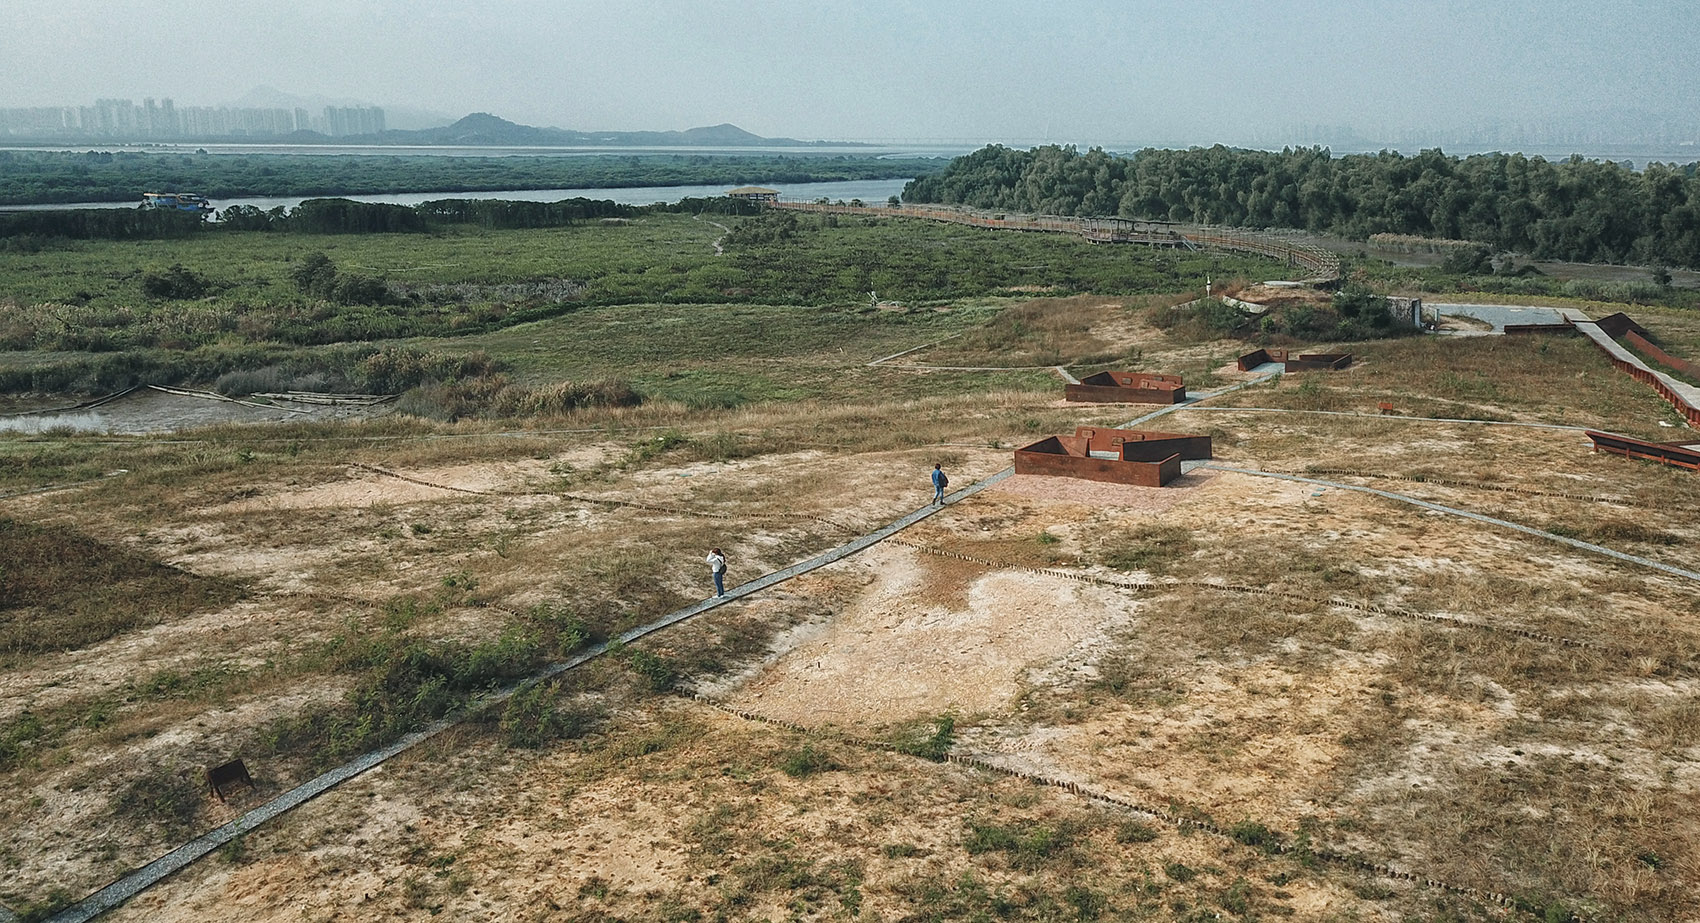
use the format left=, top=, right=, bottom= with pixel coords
left=0, top=98, right=386, bottom=140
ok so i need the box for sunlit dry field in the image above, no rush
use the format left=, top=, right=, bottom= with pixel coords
left=3, top=284, right=1699, bottom=922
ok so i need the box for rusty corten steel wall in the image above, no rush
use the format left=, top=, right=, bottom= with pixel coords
left=1067, top=371, right=1186, bottom=404
left=1595, top=312, right=1651, bottom=339
left=1574, top=327, right=1700, bottom=428
left=1567, top=312, right=1700, bottom=427
left=1013, top=442, right=1180, bottom=486
left=1586, top=430, right=1700, bottom=471
left=1239, top=348, right=1349, bottom=371
left=1504, top=323, right=1578, bottom=336
left=1078, top=371, right=1184, bottom=388
left=1237, top=348, right=1271, bottom=371
left=1073, top=427, right=1212, bottom=461
left=1065, top=383, right=1186, bottom=404
left=1625, top=331, right=1700, bottom=380
left=1285, top=353, right=1352, bottom=371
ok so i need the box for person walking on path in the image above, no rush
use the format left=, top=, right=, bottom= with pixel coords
left=931, top=464, right=949, bottom=505
left=706, top=547, right=727, bottom=598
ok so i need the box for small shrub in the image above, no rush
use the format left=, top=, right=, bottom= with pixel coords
left=624, top=430, right=692, bottom=466
left=893, top=714, right=955, bottom=761
left=331, top=273, right=390, bottom=306
left=110, top=768, right=203, bottom=838
left=964, top=820, right=1072, bottom=871
left=1164, top=861, right=1197, bottom=882
left=1218, top=878, right=1254, bottom=914
left=1115, top=820, right=1159, bottom=843
left=290, top=251, right=339, bottom=297
left=618, top=645, right=678, bottom=692
left=523, top=604, right=592, bottom=656
left=779, top=742, right=839, bottom=778
left=1227, top=820, right=1282, bottom=853
left=499, top=680, right=601, bottom=748
left=1441, top=245, right=1494, bottom=275
left=140, top=263, right=214, bottom=299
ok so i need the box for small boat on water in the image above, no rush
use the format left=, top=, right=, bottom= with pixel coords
left=140, top=192, right=214, bottom=214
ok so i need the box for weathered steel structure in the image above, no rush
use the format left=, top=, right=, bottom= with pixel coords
left=1236, top=348, right=1353, bottom=372
left=1064, top=371, right=1186, bottom=404
left=1572, top=314, right=1700, bottom=428
left=1503, top=323, right=1578, bottom=336
left=1586, top=430, right=1700, bottom=471
left=1013, top=427, right=1212, bottom=487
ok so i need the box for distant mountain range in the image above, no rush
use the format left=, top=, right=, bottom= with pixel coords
left=320, top=112, right=856, bottom=148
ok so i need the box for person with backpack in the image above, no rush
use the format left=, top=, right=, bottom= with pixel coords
left=706, top=547, right=727, bottom=598
left=931, top=464, right=949, bottom=505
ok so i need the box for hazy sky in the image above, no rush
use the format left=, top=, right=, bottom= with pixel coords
left=3, top=0, right=1696, bottom=145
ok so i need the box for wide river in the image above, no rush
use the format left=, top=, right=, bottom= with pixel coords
left=6, top=177, right=915, bottom=213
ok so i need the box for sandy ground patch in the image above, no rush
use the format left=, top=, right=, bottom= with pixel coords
left=726, top=544, right=1138, bottom=729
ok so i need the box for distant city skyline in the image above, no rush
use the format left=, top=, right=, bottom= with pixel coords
left=0, top=96, right=385, bottom=140
left=3, top=0, right=1697, bottom=152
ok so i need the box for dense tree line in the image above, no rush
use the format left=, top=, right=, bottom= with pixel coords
left=0, top=207, right=204, bottom=245
left=903, top=145, right=1700, bottom=269
left=0, top=150, right=942, bottom=206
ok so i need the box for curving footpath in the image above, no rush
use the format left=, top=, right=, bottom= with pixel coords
left=43, top=473, right=1009, bottom=923
left=43, top=363, right=1692, bottom=921
left=44, top=367, right=1282, bottom=922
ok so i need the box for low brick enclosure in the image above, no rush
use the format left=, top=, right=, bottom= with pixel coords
left=1237, top=348, right=1353, bottom=372
left=1013, top=427, right=1213, bottom=487
left=1065, top=371, right=1187, bottom=404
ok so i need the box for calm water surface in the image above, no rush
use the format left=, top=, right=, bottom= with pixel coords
left=5, top=178, right=915, bottom=213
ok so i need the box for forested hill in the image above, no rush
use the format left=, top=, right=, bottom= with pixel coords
left=902, top=145, right=1700, bottom=269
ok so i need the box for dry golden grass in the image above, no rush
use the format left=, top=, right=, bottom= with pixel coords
left=6, top=301, right=1700, bottom=921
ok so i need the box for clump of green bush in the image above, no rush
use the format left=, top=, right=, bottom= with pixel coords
left=140, top=263, right=218, bottom=299
left=499, top=680, right=603, bottom=748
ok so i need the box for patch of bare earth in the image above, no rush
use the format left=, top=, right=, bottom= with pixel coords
left=724, top=543, right=1139, bottom=729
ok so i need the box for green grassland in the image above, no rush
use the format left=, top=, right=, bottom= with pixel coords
left=0, top=212, right=1284, bottom=395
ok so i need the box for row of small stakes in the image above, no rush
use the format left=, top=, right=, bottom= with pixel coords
left=685, top=690, right=1593, bottom=921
